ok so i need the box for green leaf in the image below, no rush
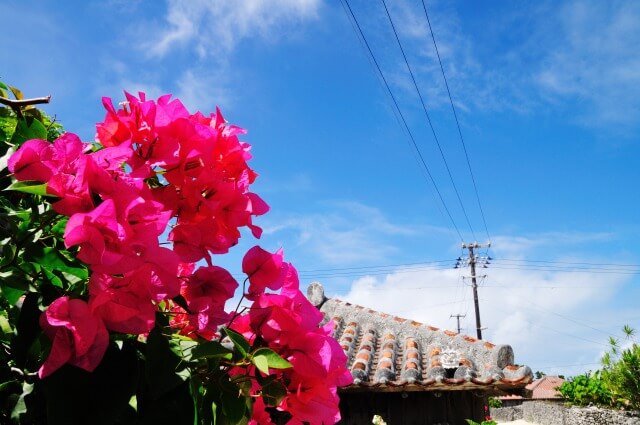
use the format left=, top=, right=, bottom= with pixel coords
left=261, top=380, right=287, bottom=407
left=0, top=379, right=17, bottom=391
left=10, top=382, right=34, bottom=421
left=222, top=327, right=250, bottom=358
left=5, top=180, right=51, bottom=196
left=9, top=86, right=24, bottom=100
left=11, top=292, right=41, bottom=369
left=0, top=313, right=13, bottom=334
left=220, top=384, right=247, bottom=425
left=191, top=340, right=233, bottom=360
left=253, top=354, right=269, bottom=375
left=43, top=269, right=64, bottom=288
left=0, top=242, right=16, bottom=267
left=211, top=400, right=217, bottom=425
left=145, top=326, right=187, bottom=399
left=50, top=216, right=68, bottom=236
left=252, top=348, right=292, bottom=370
left=10, top=116, right=47, bottom=145
left=172, top=294, right=192, bottom=313
left=32, top=246, right=88, bottom=279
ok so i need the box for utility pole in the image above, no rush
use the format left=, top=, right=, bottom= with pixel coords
left=455, top=242, right=491, bottom=340
left=450, top=313, right=465, bottom=334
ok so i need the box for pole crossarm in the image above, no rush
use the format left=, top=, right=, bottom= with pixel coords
left=459, top=241, right=490, bottom=340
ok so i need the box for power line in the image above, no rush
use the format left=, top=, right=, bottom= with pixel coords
left=421, top=0, right=491, bottom=242
left=496, top=258, right=640, bottom=268
left=489, top=265, right=640, bottom=275
left=341, top=0, right=465, bottom=242
left=524, top=301, right=627, bottom=340
left=295, top=258, right=639, bottom=274
left=529, top=321, right=610, bottom=348
left=297, top=258, right=454, bottom=273
left=380, top=0, right=476, bottom=240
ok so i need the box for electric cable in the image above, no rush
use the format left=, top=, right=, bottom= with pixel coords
left=381, top=0, right=477, bottom=240
left=421, top=0, right=491, bottom=242
left=341, top=0, right=465, bottom=242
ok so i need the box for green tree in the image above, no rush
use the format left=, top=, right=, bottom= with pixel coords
left=601, top=326, right=640, bottom=409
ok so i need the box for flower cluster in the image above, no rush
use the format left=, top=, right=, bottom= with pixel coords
left=233, top=247, right=352, bottom=425
left=8, top=92, right=266, bottom=376
left=9, top=92, right=352, bottom=424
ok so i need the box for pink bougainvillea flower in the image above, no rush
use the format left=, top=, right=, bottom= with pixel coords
left=182, top=266, right=238, bottom=311
left=7, top=139, right=56, bottom=181
left=90, top=141, right=133, bottom=172
left=95, top=97, right=134, bottom=147
left=46, top=155, right=95, bottom=216
left=88, top=272, right=156, bottom=334
left=138, top=246, right=181, bottom=301
left=247, top=265, right=324, bottom=344
left=64, top=199, right=140, bottom=274
left=8, top=133, right=84, bottom=182
left=280, top=376, right=343, bottom=425
left=242, top=246, right=285, bottom=299
left=169, top=222, right=209, bottom=263
left=122, top=197, right=172, bottom=248
left=39, top=297, right=109, bottom=378
left=180, top=266, right=238, bottom=336
left=153, top=93, right=189, bottom=127
left=248, top=397, right=274, bottom=425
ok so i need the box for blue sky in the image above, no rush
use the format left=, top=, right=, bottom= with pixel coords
left=2, top=0, right=640, bottom=377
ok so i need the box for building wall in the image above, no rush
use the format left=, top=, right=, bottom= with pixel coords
left=338, top=391, right=486, bottom=425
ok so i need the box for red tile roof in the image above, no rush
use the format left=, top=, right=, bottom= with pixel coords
left=307, top=283, right=533, bottom=393
left=526, top=376, right=565, bottom=399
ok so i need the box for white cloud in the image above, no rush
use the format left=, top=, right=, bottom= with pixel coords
left=333, top=232, right=636, bottom=377
left=144, top=0, right=321, bottom=58
left=175, top=67, right=231, bottom=112
left=367, top=0, right=640, bottom=130
left=534, top=1, right=640, bottom=128
left=263, top=201, right=442, bottom=266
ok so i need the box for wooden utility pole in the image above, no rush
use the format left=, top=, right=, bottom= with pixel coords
left=461, top=242, right=490, bottom=340
left=450, top=313, right=465, bottom=334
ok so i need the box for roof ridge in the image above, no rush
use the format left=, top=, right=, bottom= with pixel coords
left=331, top=297, right=491, bottom=345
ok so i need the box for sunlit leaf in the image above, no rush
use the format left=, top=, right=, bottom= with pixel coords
left=10, top=116, right=47, bottom=145
left=6, top=180, right=51, bottom=196
left=252, top=348, right=292, bottom=370
left=253, top=354, right=269, bottom=375
left=9, top=86, right=24, bottom=100
left=222, top=328, right=250, bottom=359
left=10, top=382, right=33, bottom=420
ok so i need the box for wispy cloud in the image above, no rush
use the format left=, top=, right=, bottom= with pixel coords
left=360, top=0, right=640, bottom=130
left=175, top=67, right=231, bottom=112
left=534, top=1, right=640, bottom=128
left=263, top=201, right=435, bottom=266
left=143, top=0, right=321, bottom=58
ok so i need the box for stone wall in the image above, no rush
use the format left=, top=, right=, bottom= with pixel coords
left=491, top=405, right=522, bottom=422
left=564, top=405, right=640, bottom=425
left=522, top=401, right=567, bottom=425
left=491, top=401, right=640, bottom=425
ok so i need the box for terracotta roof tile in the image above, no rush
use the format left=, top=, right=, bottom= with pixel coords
left=311, top=284, right=533, bottom=393
left=526, top=376, right=564, bottom=399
